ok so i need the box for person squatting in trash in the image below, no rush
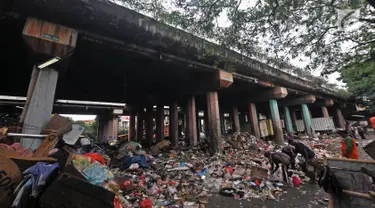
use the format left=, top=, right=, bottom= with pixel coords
left=288, top=139, right=320, bottom=182
left=288, top=140, right=315, bottom=160
left=338, top=130, right=359, bottom=159
left=282, top=145, right=296, bottom=169
left=264, top=151, right=291, bottom=184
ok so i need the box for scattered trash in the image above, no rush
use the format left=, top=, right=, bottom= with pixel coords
left=0, top=117, right=346, bottom=208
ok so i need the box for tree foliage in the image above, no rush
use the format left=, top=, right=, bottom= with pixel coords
left=341, top=61, right=375, bottom=112
left=66, top=118, right=98, bottom=138
left=122, top=0, right=375, bottom=74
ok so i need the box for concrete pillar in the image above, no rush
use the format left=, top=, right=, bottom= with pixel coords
left=291, top=109, right=297, bottom=128
left=220, top=109, right=225, bottom=134
left=169, top=101, right=179, bottom=147
left=136, top=111, right=144, bottom=141
left=98, top=113, right=118, bottom=141
left=232, top=106, right=240, bottom=133
left=322, top=106, right=330, bottom=118
left=155, top=105, right=164, bottom=143
left=196, top=111, right=201, bottom=142
left=206, top=92, right=222, bottom=154
left=20, top=67, right=58, bottom=150
left=203, top=110, right=208, bottom=137
left=111, top=116, right=119, bottom=140
left=186, top=96, right=197, bottom=146
left=336, top=108, right=346, bottom=129
left=128, top=113, right=136, bottom=141
left=146, top=107, right=154, bottom=146
left=302, top=104, right=313, bottom=137
left=248, top=103, right=260, bottom=138
left=269, top=99, right=284, bottom=144
left=283, top=106, right=293, bottom=133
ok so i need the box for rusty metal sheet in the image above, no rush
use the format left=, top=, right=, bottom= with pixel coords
left=311, top=117, right=335, bottom=131
left=23, top=17, right=78, bottom=47
left=296, top=117, right=335, bottom=132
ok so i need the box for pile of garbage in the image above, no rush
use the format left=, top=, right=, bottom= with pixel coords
left=222, top=132, right=261, bottom=151
left=0, top=114, right=344, bottom=208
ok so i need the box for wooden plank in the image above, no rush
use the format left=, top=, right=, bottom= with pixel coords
left=33, top=134, right=58, bottom=157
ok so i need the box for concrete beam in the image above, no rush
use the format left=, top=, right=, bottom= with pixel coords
left=128, top=113, right=136, bottom=140
left=186, top=96, right=197, bottom=146
left=322, top=106, right=330, bottom=118
left=169, top=101, right=178, bottom=147
left=136, top=111, right=144, bottom=141
left=207, top=92, right=222, bottom=154
left=269, top=99, right=284, bottom=144
left=252, top=86, right=288, bottom=102
left=336, top=108, right=346, bottom=129
left=97, top=113, right=119, bottom=141
left=155, top=105, right=164, bottom=143
left=283, top=106, right=294, bottom=133
left=280, top=95, right=316, bottom=106
left=291, top=109, right=297, bottom=128
left=248, top=103, right=260, bottom=138
left=20, top=67, right=59, bottom=150
left=302, top=104, right=313, bottom=137
left=232, top=106, right=240, bottom=133
left=146, top=106, right=154, bottom=146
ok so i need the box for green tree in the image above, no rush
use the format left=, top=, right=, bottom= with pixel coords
left=341, top=61, right=375, bottom=112
left=72, top=120, right=98, bottom=138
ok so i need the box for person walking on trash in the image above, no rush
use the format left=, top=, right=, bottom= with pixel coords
left=338, top=130, right=359, bottom=159
left=264, top=151, right=291, bottom=184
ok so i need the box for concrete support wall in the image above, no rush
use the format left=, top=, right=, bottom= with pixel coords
left=169, top=101, right=179, bottom=147
left=155, top=105, right=164, bottom=142
left=269, top=99, right=283, bottom=144
left=128, top=113, right=136, bottom=140
left=248, top=103, right=260, bottom=138
left=283, top=106, right=294, bottom=133
left=302, top=104, right=313, bottom=137
left=207, top=92, right=222, bottom=154
left=21, top=67, right=58, bottom=150
left=232, top=106, right=240, bottom=133
left=336, top=108, right=346, bottom=129
left=186, top=96, right=197, bottom=146
left=146, top=107, right=154, bottom=146
left=322, top=106, right=330, bottom=118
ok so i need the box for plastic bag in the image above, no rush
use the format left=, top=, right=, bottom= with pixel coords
left=148, top=184, right=160, bottom=195
left=168, top=186, right=177, bottom=194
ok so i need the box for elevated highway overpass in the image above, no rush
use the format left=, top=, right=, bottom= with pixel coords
left=0, top=0, right=352, bottom=151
